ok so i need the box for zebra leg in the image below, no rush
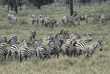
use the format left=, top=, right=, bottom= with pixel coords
left=8, top=53, right=10, bottom=59
left=84, top=51, right=88, bottom=58
left=63, top=51, right=65, bottom=56
left=4, top=54, right=7, bottom=59
left=57, top=52, right=59, bottom=58
left=11, top=54, right=13, bottom=61
left=25, top=56, right=27, bottom=61
left=74, top=51, right=76, bottom=57
left=85, top=17, right=88, bottom=25
left=78, top=19, right=80, bottom=25
left=48, top=54, right=50, bottom=59
left=71, top=52, right=72, bottom=57
left=32, top=21, right=34, bottom=25
left=90, top=51, right=94, bottom=57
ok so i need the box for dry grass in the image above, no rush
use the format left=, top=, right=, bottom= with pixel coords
left=0, top=2, right=110, bottom=74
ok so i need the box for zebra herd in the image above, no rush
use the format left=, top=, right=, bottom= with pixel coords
left=0, top=29, right=103, bottom=62
left=7, top=10, right=110, bottom=27
left=93, top=14, right=110, bottom=24
left=30, top=13, right=58, bottom=28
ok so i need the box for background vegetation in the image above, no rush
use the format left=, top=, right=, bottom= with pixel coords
left=0, top=1, right=110, bottom=74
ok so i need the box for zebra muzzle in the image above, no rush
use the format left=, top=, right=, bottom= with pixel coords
left=100, top=48, right=102, bottom=51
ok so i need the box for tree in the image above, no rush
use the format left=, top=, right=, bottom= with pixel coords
left=13, top=0, right=18, bottom=13
left=70, top=0, right=73, bottom=16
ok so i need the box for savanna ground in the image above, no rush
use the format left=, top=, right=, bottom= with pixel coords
left=0, top=1, right=110, bottom=74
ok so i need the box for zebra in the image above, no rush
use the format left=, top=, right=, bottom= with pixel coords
left=40, top=17, right=44, bottom=26
left=101, top=14, right=108, bottom=24
left=43, top=34, right=53, bottom=42
left=31, top=39, right=42, bottom=49
left=28, top=29, right=36, bottom=42
left=74, top=34, right=92, bottom=56
left=19, top=39, right=28, bottom=47
left=0, top=43, right=8, bottom=59
left=46, top=37, right=61, bottom=58
left=8, top=39, right=30, bottom=62
left=8, top=34, right=18, bottom=46
left=40, top=13, right=46, bottom=26
left=0, top=43, right=7, bottom=48
left=93, top=16, right=101, bottom=24
left=73, top=14, right=88, bottom=25
left=7, top=11, right=13, bottom=23
left=61, top=38, right=77, bottom=57
left=30, top=14, right=39, bottom=25
left=45, top=17, right=58, bottom=28
left=11, top=15, right=17, bottom=25
left=0, top=36, right=7, bottom=43
left=8, top=44, right=20, bottom=60
left=19, top=46, right=31, bottom=62
left=81, top=40, right=103, bottom=58
left=36, top=45, right=51, bottom=60
left=62, top=16, right=76, bottom=27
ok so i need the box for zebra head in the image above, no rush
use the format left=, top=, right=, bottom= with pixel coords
left=86, top=34, right=92, bottom=42
left=93, top=40, right=103, bottom=51
left=46, top=34, right=53, bottom=41
left=60, top=29, right=66, bottom=35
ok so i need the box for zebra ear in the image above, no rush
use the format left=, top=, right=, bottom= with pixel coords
left=90, top=34, right=92, bottom=36
left=83, top=34, right=87, bottom=36
left=88, top=34, right=92, bottom=36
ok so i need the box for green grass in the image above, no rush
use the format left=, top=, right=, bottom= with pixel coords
left=0, top=2, right=110, bottom=74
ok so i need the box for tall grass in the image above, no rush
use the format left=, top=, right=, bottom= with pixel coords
left=0, top=2, right=110, bottom=74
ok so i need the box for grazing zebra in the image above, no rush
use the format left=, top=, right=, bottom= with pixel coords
left=11, top=15, right=17, bottom=25
left=101, top=14, right=108, bottom=24
left=45, top=17, right=57, bottom=28
left=81, top=40, right=103, bottom=58
left=0, top=36, right=7, bottom=43
left=93, top=16, right=101, bottom=24
left=62, top=16, right=76, bottom=27
left=73, top=13, right=88, bottom=25
left=7, top=11, right=13, bottom=23
left=30, top=14, right=39, bottom=25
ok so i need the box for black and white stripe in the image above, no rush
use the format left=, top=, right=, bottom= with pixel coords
left=36, top=45, right=51, bottom=60
left=8, top=44, right=20, bottom=60
left=0, top=47, right=7, bottom=59
left=19, top=46, right=30, bottom=62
